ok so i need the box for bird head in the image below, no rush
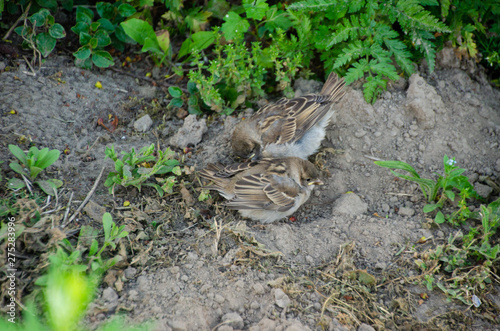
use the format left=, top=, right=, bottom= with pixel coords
left=300, top=160, right=324, bottom=187
left=231, top=122, right=262, bottom=160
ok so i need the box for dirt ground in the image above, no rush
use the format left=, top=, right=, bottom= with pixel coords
left=1, top=49, right=500, bottom=331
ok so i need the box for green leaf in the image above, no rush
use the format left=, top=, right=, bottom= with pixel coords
left=76, top=6, right=94, bottom=25
left=75, top=57, right=92, bottom=69
left=95, top=29, right=111, bottom=47
left=172, top=166, right=182, bottom=176
left=178, top=31, right=215, bottom=59
left=374, top=160, right=421, bottom=178
left=36, top=0, right=57, bottom=10
left=96, top=2, right=114, bottom=20
left=221, top=11, right=249, bottom=41
left=71, top=22, right=89, bottom=35
left=9, top=162, right=26, bottom=175
left=114, top=25, right=136, bottom=44
left=30, top=8, right=50, bottom=27
left=444, top=190, right=455, bottom=201
left=90, top=21, right=101, bottom=32
left=383, top=38, right=414, bottom=75
left=333, top=40, right=367, bottom=68
left=49, top=23, right=66, bottom=39
left=97, top=18, right=114, bottom=32
left=89, top=239, right=99, bottom=257
left=156, top=29, right=170, bottom=52
left=7, top=178, right=26, bottom=190
left=169, top=98, right=183, bottom=108
left=9, top=145, right=27, bottom=165
left=35, top=179, right=62, bottom=196
left=120, top=18, right=156, bottom=45
left=141, top=37, right=162, bottom=54
left=435, top=211, right=445, bottom=224
left=73, top=46, right=91, bottom=60
left=118, top=3, right=136, bottom=17
left=102, top=212, right=113, bottom=241
left=243, top=0, right=269, bottom=20
left=92, top=50, right=114, bottom=68
left=79, top=32, right=92, bottom=45
left=168, top=86, right=182, bottom=98
left=36, top=32, right=56, bottom=58
left=61, top=0, right=73, bottom=12
left=423, top=203, right=440, bottom=213
left=89, top=37, right=98, bottom=49
left=36, top=149, right=60, bottom=169
left=178, top=38, right=193, bottom=59
left=288, top=0, right=336, bottom=11
left=14, top=26, right=29, bottom=38
left=363, top=75, right=385, bottom=104
left=30, top=166, right=43, bottom=180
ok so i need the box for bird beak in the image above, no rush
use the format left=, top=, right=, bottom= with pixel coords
left=308, top=179, right=324, bottom=186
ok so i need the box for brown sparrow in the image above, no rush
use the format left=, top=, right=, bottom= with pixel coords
left=199, top=157, right=323, bottom=223
left=231, top=72, right=346, bottom=160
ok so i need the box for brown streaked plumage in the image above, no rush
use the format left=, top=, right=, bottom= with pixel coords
left=231, top=72, right=346, bottom=160
left=199, top=157, right=323, bottom=223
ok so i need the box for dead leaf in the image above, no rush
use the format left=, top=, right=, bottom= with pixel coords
left=180, top=183, right=194, bottom=207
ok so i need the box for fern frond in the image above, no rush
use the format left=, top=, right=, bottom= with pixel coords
left=420, top=0, right=439, bottom=6
left=440, top=0, right=450, bottom=18
left=348, top=0, right=365, bottom=13
left=363, top=75, right=386, bottom=104
left=365, top=0, right=380, bottom=17
left=288, top=0, right=337, bottom=11
left=384, top=38, right=415, bottom=75
left=373, top=24, right=399, bottom=45
left=345, top=58, right=369, bottom=84
left=412, top=29, right=437, bottom=72
left=396, top=0, right=450, bottom=33
left=333, top=40, right=368, bottom=68
left=325, top=17, right=361, bottom=48
left=369, top=57, right=400, bottom=80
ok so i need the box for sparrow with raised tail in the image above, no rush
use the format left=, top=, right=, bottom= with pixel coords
left=199, top=157, right=323, bottom=223
left=231, top=72, right=346, bottom=160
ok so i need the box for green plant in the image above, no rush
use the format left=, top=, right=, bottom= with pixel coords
left=120, top=18, right=170, bottom=66
left=7, top=144, right=62, bottom=196
left=288, top=0, right=450, bottom=103
left=441, top=0, right=500, bottom=71
left=72, top=3, right=136, bottom=69
left=413, top=198, right=499, bottom=306
left=375, top=155, right=479, bottom=224
left=188, top=28, right=301, bottom=114
left=198, top=188, right=212, bottom=202
left=167, top=83, right=203, bottom=115
left=14, top=8, right=66, bottom=64
left=104, top=144, right=182, bottom=196
left=0, top=213, right=143, bottom=331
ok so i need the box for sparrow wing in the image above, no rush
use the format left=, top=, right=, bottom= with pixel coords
left=211, top=161, right=259, bottom=178
left=224, top=173, right=298, bottom=212
left=256, top=73, right=346, bottom=145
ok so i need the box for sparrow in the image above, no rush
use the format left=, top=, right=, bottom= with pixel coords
left=231, top=72, right=346, bottom=160
left=199, top=157, right=323, bottom=223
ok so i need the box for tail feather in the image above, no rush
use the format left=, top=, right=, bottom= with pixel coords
left=320, top=72, right=346, bottom=103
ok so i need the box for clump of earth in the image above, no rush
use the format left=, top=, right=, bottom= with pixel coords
left=0, top=48, right=499, bottom=331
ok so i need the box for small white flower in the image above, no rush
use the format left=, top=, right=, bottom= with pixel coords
left=447, top=159, right=457, bottom=166
left=225, top=14, right=229, bottom=18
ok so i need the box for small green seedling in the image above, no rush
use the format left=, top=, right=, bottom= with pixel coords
left=104, top=144, right=181, bottom=196
left=375, top=155, right=479, bottom=224
left=14, top=8, right=66, bottom=64
left=7, top=144, right=62, bottom=196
